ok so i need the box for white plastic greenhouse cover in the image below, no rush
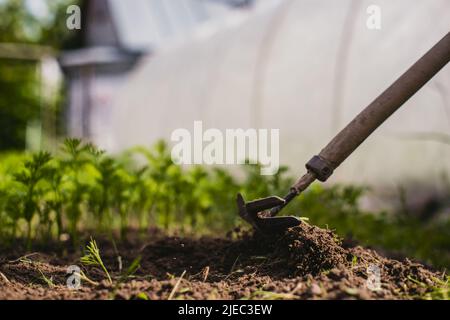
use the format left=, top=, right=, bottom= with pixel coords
left=109, top=0, right=450, bottom=186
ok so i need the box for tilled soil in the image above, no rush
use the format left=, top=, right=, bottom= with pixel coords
left=0, top=222, right=445, bottom=300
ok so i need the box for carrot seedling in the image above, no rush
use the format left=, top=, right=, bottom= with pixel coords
left=81, top=237, right=112, bottom=285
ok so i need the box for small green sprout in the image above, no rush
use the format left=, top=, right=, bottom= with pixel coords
left=117, top=256, right=141, bottom=284
left=125, top=256, right=141, bottom=278
left=13, top=151, right=52, bottom=248
left=38, top=269, right=55, bottom=288
left=351, top=255, right=358, bottom=268
left=136, top=292, right=149, bottom=300
left=81, top=237, right=112, bottom=285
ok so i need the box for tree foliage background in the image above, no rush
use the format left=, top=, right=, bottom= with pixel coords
left=0, top=0, right=80, bottom=150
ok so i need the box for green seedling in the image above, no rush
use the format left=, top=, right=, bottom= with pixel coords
left=13, top=151, right=52, bottom=248
left=81, top=237, right=112, bottom=285
left=45, top=163, right=64, bottom=238
left=351, top=255, right=358, bottom=268
left=116, top=256, right=141, bottom=284
left=90, top=157, right=114, bottom=230
left=124, top=256, right=141, bottom=278
left=61, top=138, right=93, bottom=244
left=110, top=168, right=134, bottom=240
left=38, top=269, right=55, bottom=288
left=136, top=292, right=149, bottom=300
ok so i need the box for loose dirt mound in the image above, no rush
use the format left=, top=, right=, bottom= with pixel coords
left=0, top=223, right=445, bottom=299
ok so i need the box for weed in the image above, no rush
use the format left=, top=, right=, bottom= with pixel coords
left=81, top=237, right=112, bottom=285
left=407, top=275, right=449, bottom=300
left=351, top=255, right=358, bottom=268
left=38, top=269, right=55, bottom=288
left=424, top=276, right=449, bottom=300
left=136, top=292, right=149, bottom=300
left=124, top=256, right=141, bottom=278
left=116, top=256, right=141, bottom=284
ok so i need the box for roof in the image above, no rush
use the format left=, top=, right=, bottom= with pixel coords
left=107, top=0, right=248, bottom=52
left=59, top=46, right=138, bottom=68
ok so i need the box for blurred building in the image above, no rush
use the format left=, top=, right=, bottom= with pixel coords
left=59, top=0, right=259, bottom=141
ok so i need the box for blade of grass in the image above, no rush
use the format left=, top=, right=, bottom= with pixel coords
left=38, top=269, right=55, bottom=288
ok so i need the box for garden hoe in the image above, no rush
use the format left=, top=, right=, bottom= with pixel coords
left=237, top=32, right=450, bottom=233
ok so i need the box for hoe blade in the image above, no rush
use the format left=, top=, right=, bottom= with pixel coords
left=237, top=193, right=301, bottom=233
left=254, top=216, right=301, bottom=234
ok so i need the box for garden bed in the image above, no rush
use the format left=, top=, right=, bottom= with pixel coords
left=0, top=222, right=445, bottom=300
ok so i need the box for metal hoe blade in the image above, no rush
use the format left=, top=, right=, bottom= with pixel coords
left=236, top=193, right=301, bottom=233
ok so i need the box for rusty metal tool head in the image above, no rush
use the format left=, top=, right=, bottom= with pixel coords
left=236, top=172, right=316, bottom=233
left=236, top=193, right=301, bottom=233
